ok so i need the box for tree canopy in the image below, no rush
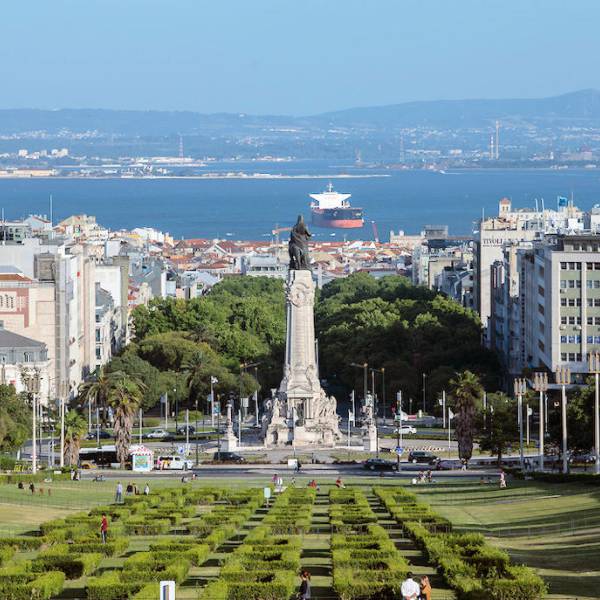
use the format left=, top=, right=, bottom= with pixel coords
left=316, top=273, right=500, bottom=407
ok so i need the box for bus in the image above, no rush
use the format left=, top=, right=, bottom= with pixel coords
left=79, top=446, right=120, bottom=468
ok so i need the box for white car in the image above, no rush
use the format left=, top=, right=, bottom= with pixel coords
left=146, top=429, right=169, bottom=439
left=399, top=425, right=417, bottom=435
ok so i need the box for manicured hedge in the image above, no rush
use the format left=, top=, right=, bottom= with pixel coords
left=330, top=491, right=409, bottom=600
left=0, top=570, right=65, bottom=600
left=374, top=486, right=547, bottom=600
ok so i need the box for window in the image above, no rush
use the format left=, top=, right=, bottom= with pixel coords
left=538, top=340, right=545, bottom=352
left=588, top=317, right=593, bottom=325
left=595, top=281, right=600, bottom=289
left=569, top=262, right=576, bottom=270
left=561, top=280, right=567, bottom=289
left=588, top=336, right=594, bottom=343
left=568, top=335, right=576, bottom=343
left=595, top=317, right=600, bottom=326
left=538, top=285, right=545, bottom=297
left=561, top=298, right=567, bottom=306
left=561, top=335, right=568, bottom=343
left=575, top=336, right=582, bottom=343
left=588, top=280, right=593, bottom=289
left=562, top=316, right=568, bottom=325
left=568, top=316, right=576, bottom=325
left=23, top=352, right=32, bottom=363
left=538, top=304, right=545, bottom=315
left=561, top=352, right=568, bottom=361
left=595, top=336, right=600, bottom=344
left=561, top=262, right=567, bottom=270
left=539, top=322, right=545, bottom=334
left=569, top=353, right=576, bottom=361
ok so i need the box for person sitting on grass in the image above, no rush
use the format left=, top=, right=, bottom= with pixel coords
left=335, top=477, right=345, bottom=489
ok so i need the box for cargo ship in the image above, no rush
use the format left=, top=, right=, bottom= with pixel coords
left=309, top=183, right=364, bottom=228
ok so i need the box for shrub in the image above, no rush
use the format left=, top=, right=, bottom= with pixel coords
left=86, top=572, right=142, bottom=600
left=68, top=537, right=129, bottom=557
left=0, top=537, right=44, bottom=551
left=32, top=550, right=103, bottom=579
left=0, top=571, right=65, bottom=600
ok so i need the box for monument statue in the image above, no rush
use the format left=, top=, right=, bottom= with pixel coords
left=288, top=215, right=311, bottom=270
left=263, top=215, right=341, bottom=448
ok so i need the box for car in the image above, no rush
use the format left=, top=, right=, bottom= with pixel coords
left=176, top=425, right=196, bottom=435
left=363, top=458, right=397, bottom=472
left=407, top=450, right=438, bottom=464
left=212, top=451, right=246, bottom=463
left=398, top=425, right=417, bottom=435
left=146, top=429, right=169, bottom=439
left=569, top=451, right=597, bottom=465
left=435, top=459, right=462, bottom=471
left=85, top=430, right=111, bottom=440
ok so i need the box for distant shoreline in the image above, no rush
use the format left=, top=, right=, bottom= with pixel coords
left=0, top=173, right=390, bottom=181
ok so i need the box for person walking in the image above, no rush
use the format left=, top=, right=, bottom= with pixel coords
left=401, top=572, right=420, bottom=600
left=298, top=570, right=311, bottom=599
left=115, top=481, right=123, bottom=503
left=100, top=513, right=108, bottom=544
left=29, top=482, right=35, bottom=495
left=419, top=575, right=432, bottom=600
left=143, top=482, right=150, bottom=496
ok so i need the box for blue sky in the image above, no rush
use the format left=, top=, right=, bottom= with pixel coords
left=2, top=0, right=599, bottom=114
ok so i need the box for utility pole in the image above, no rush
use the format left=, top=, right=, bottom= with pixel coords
left=22, top=368, right=42, bottom=474
left=514, top=378, right=527, bottom=471
left=422, top=373, right=427, bottom=413
left=588, top=352, right=600, bottom=475
left=555, top=367, right=571, bottom=474
left=60, top=382, right=66, bottom=468
left=533, top=372, right=548, bottom=471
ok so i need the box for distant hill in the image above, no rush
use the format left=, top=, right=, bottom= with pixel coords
left=316, top=89, right=600, bottom=128
left=1, top=89, right=599, bottom=135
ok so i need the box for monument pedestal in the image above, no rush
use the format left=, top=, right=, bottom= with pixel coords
left=263, top=269, right=341, bottom=447
left=221, top=423, right=238, bottom=451
left=362, top=424, right=378, bottom=452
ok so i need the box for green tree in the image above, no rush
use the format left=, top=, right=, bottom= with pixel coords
left=77, top=368, right=117, bottom=424
left=478, top=392, right=517, bottom=465
left=0, top=385, right=31, bottom=451
left=63, top=410, right=88, bottom=466
left=450, top=370, right=483, bottom=462
left=107, top=373, right=145, bottom=467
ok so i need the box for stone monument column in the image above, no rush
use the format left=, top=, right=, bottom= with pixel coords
left=264, top=215, right=341, bottom=447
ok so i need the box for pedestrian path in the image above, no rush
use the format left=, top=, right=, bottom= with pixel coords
left=301, top=490, right=335, bottom=599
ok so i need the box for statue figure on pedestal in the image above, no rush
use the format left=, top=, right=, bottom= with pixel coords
left=288, top=215, right=311, bottom=270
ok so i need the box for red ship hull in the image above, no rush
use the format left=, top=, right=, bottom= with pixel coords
left=311, top=208, right=364, bottom=229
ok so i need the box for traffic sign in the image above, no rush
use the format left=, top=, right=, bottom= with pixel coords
left=177, top=446, right=185, bottom=455
left=395, top=446, right=403, bottom=455
left=213, top=405, right=220, bottom=416
left=394, top=414, right=402, bottom=422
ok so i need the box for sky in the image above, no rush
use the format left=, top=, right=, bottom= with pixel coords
left=2, top=0, right=600, bottom=115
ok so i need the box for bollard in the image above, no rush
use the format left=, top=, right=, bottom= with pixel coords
left=160, top=580, right=175, bottom=600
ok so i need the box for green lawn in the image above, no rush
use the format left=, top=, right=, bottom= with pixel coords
left=415, top=480, right=600, bottom=599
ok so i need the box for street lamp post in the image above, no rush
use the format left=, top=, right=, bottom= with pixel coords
left=422, top=373, right=427, bottom=413
left=514, top=378, right=527, bottom=471
left=588, top=352, right=600, bottom=475
left=555, top=367, right=571, bottom=475
left=533, top=372, right=548, bottom=471
left=22, top=367, right=42, bottom=474
left=350, top=362, right=368, bottom=405
left=370, top=367, right=385, bottom=423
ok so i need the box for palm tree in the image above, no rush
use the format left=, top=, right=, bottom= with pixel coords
left=107, top=374, right=145, bottom=467
left=77, top=368, right=118, bottom=426
left=63, top=410, right=88, bottom=466
left=449, top=370, right=483, bottom=463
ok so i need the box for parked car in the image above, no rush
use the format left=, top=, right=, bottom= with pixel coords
left=176, top=425, right=196, bottom=435
left=363, top=458, right=398, bottom=472
left=85, top=430, right=111, bottom=440
left=156, top=455, right=193, bottom=470
left=435, top=459, right=462, bottom=471
left=407, top=450, right=438, bottom=464
left=569, top=451, right=597, bottom=465
left=146, top=429, right=169, bottom=439
left=398, top=425, right=417, bottom=435
left=212, top=452, right=246, bottom=463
